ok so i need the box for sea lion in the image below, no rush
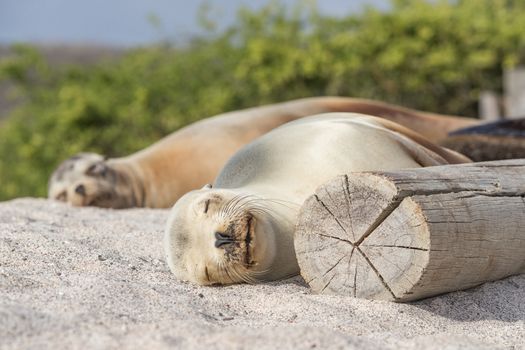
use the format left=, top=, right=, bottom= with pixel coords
left=164, top=113, right=470, bottom=285
left=441, top=118, right=525, bottom=161
left=48, top=97, right=477, bottom=208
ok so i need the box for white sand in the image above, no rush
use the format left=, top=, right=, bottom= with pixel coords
left=1, top=198, right=524, bottom=349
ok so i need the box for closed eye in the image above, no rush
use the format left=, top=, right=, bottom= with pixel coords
left=56, top=191, right=67, bottom=201
left=86, top=163, right=108, bottom=177
left=203, top=200, right=210, bottom=213
left=204, top=266, right=211, bottom=282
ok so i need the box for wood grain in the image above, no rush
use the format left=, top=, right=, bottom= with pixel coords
left=295, top=159, right=525, bottom=301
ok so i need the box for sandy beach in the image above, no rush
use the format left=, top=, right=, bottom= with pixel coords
left=1, top=198, right=524, bottom=349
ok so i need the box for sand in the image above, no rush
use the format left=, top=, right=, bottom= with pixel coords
left=1, top=198, right=524, bottom=349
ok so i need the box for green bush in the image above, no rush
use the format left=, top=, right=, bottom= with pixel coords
left=1, top=0, right=525, bottom=200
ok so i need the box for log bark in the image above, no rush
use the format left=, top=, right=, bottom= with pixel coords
left=295, top=159, right=525, bottom=302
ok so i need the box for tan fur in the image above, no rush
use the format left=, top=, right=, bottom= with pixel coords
left=49, top=97, right=477, bottom=208
left=320, top=98, right=479, bottom=142
left=164, top=113, right=471, bottom=285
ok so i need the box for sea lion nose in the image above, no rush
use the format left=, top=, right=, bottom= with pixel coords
left=214, top=232, right=234, bottom=248
left=75, top=184, right=86, bottom=196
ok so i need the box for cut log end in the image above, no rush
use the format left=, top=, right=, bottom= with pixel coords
left=296, top=162, right=525, bottom=302
left=295, top=174, right=430, bottom=301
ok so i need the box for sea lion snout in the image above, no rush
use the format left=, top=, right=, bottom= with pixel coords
left=68, top=179, right=106, bottom=207
left=214, top=231, right=234, bottom=248
left=74, top=184, right=86, bottom=196
left=165, top=189, right=269, bottom=285
left=218, top=214, right=256, bottom=267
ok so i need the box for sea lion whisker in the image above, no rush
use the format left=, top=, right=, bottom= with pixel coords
left=248, top=268, right=270, bottom=277
left=257, top=197, right=300, bottom=208
left=228, top=195, right=261, bottom=217
left=222, top=194, right=252, bottom=215
left=228, top=265, right=245, bottom=284
left=222, top=262, right=241, bottom=285
left=236, top=193, right=300, bottom=209
left=216, top=195, right=237, bottom=218
left=228, top=194, right=265, bottom=207
left=218, top=201, right=244, bottom=220
left=226, top=196, right=299, bottom=220
left=216, top=261, right=227, bottom=282
left=218, top=195, right=262, bottom=219
left=232, top=265, right=258, bottom=284
left=227, top=206, right=276, bottom=224
left=224, top=195, right=279, bottom=215
left=216, top=254, right=256, bottom=285
left=245, top=205, right=282, bottom=219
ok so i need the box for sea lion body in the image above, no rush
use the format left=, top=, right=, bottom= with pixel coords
left=164, top=113, right=470, bottom=285
left=49, top=97, right=477, bottom=208
left=442, top=118, right=525, bottom=161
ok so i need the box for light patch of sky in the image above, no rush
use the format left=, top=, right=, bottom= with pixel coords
left=0, top=0, right=389, bottom=47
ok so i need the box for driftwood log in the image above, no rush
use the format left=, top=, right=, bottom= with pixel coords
left=295, top=159, right=525, bottom=302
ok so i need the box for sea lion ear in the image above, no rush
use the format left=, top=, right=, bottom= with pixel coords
left=202, top=183, right=213, bottom=190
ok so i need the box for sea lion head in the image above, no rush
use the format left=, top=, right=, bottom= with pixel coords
left=164, top=184, right=291, bottom=285
left=48, top=153, right=136, bottom=208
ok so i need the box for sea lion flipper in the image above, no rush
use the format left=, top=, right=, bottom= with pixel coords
left=443, top=118, right=525, bottom=161
left=448, top=118, right=525, bottom=137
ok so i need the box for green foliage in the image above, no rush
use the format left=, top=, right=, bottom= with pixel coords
left=1, top=0, right=525, bottom=200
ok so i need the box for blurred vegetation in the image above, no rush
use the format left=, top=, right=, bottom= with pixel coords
left=1, top=0, right=525, bottom=200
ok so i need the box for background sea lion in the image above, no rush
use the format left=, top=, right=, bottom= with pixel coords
left=49, top=97, right=477, bottom=208
left=164, top=113, right=470, bottom=285
left=441, top=118, right=525, bottom=161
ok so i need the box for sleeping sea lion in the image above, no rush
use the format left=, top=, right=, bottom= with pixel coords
left=49, top=97, right=477, bottom=208
left=164, top=113, right=470, bottom=285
